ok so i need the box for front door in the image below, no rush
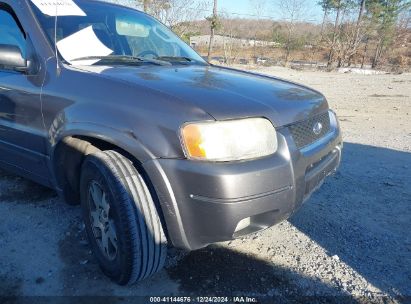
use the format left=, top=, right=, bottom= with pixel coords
left=0, top=3, right=49, bottom=185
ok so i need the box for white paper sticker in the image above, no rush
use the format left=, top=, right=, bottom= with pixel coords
left=57, top=26, right=113, bottom=65
left=31, top=0, right=86, bottom=16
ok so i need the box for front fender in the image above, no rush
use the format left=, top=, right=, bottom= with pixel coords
left=47, top=119, right=158, bottom=202
left=49, top=119, right=156, bottom=164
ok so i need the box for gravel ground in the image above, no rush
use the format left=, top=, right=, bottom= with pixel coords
left=0, top=66, right=410, bottom=303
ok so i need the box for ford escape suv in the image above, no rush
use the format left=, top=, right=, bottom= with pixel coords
left=0, top=0, right=342, bottom=285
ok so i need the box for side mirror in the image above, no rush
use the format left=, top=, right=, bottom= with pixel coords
left=0, top=44, right=28, bottom=73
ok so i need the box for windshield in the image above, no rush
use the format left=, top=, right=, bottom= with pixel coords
left=30, top=0, right=206, bottom=66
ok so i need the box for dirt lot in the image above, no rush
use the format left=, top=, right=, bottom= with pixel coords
left=0, top=66, right=410, bottom=303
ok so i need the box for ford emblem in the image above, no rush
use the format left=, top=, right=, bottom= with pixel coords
left=313, top=122, right=323, bottom=135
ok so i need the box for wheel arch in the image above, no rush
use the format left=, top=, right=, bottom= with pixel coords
left=51, top=125, right=151, bottom=191
left=50, top=124, right=171, bottom=240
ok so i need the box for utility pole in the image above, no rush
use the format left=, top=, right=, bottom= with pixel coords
left=207, top=0, right=218, bottom=61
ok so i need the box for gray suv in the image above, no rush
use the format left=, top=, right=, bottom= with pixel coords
left=0, top=0, right=342, bottom=285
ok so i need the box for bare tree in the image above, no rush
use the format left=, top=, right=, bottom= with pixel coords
left=250, top=0, right=268, bottom=60
left=354, top=0, right=367, bottom=43
left=318, top=0, right=336, bottom=40
left=277, top=0, right=308, bottom=65
left=326, top=0, right=344, bottom=66
left=345, top=0, right=367, bottom=65
left=130, top=0, right=209, bottom=37
left=207, top=0, right=218, bottom=61
left=218, top=14, right=240, bottom=64
left=334, top=16, right=363, bottom=67
left=161, top=0, right=208, bottom=34
left=320, top=0, right=370, bottom=68
left=106, top=0, right=139, bottom=8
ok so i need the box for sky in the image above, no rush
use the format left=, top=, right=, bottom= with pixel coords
left=110, top=0, right=326, bottom=24
left=198, top=0, right=325, bottom=23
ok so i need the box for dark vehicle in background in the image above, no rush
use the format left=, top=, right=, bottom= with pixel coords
left=0, top=0, right=342, bottom=285
left=211, top=56, right=227, bottom=64
left=238, top=58, right=249, bottom=65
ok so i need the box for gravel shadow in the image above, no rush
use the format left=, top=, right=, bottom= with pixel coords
left=290, top=142, right=411, bottom=297
left=167, top=246, right=359, bottom=303
left=0, top=169, right=56, bottom=203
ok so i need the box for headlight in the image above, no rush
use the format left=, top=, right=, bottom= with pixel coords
left=180, top=118, right=277, bottom=161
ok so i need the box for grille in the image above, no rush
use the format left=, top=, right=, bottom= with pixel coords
left=289, top=112, right=331, bottom=149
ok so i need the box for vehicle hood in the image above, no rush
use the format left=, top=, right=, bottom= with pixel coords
left=74, top=64, right=328, bottom=127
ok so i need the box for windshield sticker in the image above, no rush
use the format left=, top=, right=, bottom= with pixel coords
left=57, top=26, right=113, bottom=65
left=31, top=0, right=86, bottom=16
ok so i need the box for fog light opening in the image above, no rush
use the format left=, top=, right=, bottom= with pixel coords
left=234, top=217, right=251, bottom=233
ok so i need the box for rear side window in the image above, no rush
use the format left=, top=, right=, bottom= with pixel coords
left=0, top=6, right=26, bottom=57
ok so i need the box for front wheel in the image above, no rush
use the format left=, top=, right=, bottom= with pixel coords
left=80, top=150, right=167, bottom=285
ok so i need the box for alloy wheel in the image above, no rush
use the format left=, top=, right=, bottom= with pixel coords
left=88, top=181, right=118, bottom=261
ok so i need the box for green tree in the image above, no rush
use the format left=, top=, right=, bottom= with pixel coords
left=278, top=0, right=308, bottom=65
left=366, top=0, right=410, bottom=68
left=318, top=0, right=340, bottom=40
left=326, top=0, right=351, bottom=66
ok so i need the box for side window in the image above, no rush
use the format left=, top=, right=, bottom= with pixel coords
left=0, top=7, right=26, bottom=57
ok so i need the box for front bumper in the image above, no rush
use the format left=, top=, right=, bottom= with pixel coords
left=143, top=111, right=342, bottom=250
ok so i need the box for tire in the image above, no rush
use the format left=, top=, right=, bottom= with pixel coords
left=80, top=150, right=167, bottom=285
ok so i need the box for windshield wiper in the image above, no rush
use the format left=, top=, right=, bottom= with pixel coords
left=70, top=55, right=171, bottom=66
left=155, top=56, right=193, bottom=63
